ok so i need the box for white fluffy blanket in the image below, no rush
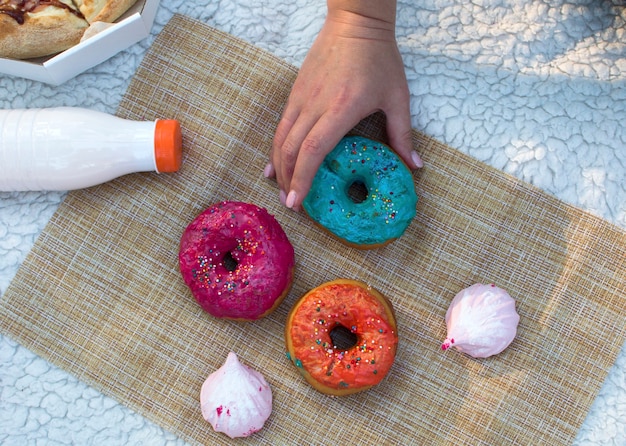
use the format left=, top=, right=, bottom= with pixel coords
left=1, top=1, right=625, bottom=444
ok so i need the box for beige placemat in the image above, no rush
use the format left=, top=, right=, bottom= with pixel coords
left=2, top=15, right=626, bottom=445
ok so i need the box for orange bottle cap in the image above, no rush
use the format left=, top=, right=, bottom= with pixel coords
left=154, top=119, right=183, bottom=173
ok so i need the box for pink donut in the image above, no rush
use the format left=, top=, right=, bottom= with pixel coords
left=179, top=201, right=295, bottom=320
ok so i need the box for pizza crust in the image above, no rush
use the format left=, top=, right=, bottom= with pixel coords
left=0, top=0, right=140, bottom=60
left=0, top=6, right=88, bottom=59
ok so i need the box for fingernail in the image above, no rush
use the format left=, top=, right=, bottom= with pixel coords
left=286, top=190, right=297, bottom=209
left=411, top=150, right=424, bottom=168
left=279, top=190, right=287, bottom=205
left=263, top=162, right=274, bottom=178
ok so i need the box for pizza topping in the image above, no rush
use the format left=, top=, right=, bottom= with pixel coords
left=0, top=0, right=84, bottom=25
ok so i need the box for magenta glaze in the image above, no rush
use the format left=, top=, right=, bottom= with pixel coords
left=179, top=201, right=295, bottom=320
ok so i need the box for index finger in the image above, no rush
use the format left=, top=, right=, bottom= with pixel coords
left=284, top=111, right=361, bottom=210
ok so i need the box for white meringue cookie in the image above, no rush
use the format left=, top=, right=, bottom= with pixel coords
left=442, top=283, right=520, bottom=358
left=200, top=352, right=272, bottom=438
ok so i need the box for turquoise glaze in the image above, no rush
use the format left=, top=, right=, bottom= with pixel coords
left=303, top=136, right=418, bottom=247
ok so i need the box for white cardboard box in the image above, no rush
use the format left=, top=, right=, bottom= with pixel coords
left=0, top=0, right=160, bottom=85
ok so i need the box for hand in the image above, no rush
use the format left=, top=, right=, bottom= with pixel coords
left=265, top=2, right=423, bottom=210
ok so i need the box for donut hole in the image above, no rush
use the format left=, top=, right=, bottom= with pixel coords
left=330, top=325, right=358, bottom=351
left=222, top=251, right=238, bottom=272
left=347, top=180, right=368, bottom=204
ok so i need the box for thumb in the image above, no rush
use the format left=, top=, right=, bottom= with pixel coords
left=384, top=102, right=423, bottom=169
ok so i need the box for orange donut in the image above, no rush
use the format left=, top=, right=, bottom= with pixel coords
left=285, top=279, right=398, bottom=396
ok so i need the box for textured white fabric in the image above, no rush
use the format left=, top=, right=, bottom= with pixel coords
left=1, top=1, right=624, bottom=444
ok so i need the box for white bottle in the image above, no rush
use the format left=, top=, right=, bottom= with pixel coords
left=0, top=107, right=182, bottom=191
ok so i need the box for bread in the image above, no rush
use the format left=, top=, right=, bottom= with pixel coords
left=0, top=0, right=139, bottom=60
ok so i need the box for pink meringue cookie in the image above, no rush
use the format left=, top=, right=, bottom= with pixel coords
left=441, top=283, right=520, bottom=358
left=200, top=352, right=272, bottom=438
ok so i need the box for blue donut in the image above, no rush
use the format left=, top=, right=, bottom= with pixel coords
left=302, top=136, right=418, bottom=248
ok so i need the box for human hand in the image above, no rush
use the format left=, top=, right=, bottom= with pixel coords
left=265, top=3, right=423, bottom=211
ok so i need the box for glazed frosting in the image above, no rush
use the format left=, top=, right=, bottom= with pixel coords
left=286, top=279, right=398, bottom=395
left=302, top=136, right=418, bottom=247
left=200, top=352, right=272, bottom=438
left=442, top=283, right=520, bottom=358
left=179, top=201, right=295, bottom=320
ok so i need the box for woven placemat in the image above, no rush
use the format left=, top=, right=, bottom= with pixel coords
left=2, top=14, right=626, bottom=445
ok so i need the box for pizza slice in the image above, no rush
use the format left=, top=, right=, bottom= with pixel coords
left=0, top=0, right=138, bottom=60
left=0, top=0, right=88, bottom=59
left=73, top=0, right=137, bottom=23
